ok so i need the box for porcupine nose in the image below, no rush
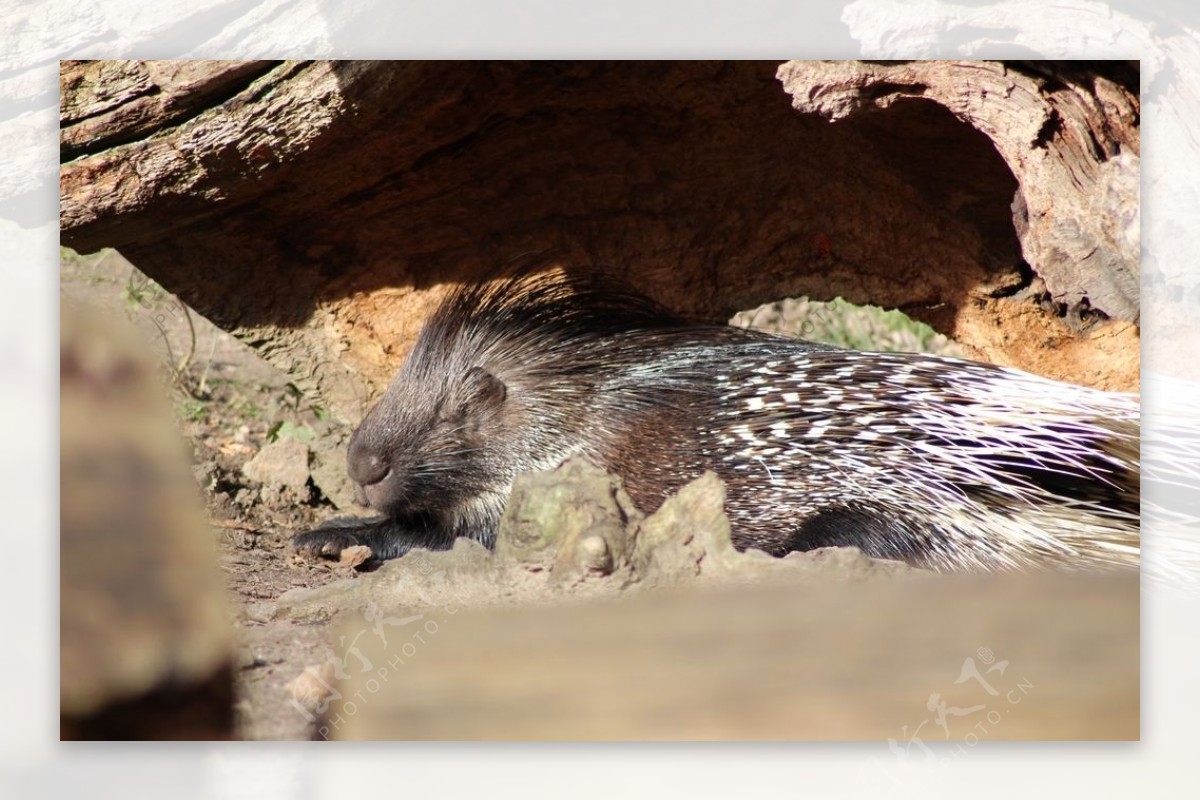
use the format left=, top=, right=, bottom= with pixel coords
left=346, top=436, right=389, bottom=487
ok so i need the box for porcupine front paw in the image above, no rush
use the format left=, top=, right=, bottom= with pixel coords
left=292, top=515, right=450, bottom=561
left=292, top=518, right=375, bottom=560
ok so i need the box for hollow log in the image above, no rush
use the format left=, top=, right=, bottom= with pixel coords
left=60, top=59, right=1140, bottom=423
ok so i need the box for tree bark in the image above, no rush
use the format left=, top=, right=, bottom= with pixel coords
left=60, top=60, right=1140, bottom=424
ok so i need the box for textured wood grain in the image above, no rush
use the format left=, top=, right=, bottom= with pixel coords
left=60, top=60, right=1140, bottom=424
left=780, top=59, right=1140, bottom=323
left=60, top=60, right=278, bottom=160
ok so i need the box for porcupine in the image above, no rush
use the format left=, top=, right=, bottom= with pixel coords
left=293, top=270, right=1140, bottom=572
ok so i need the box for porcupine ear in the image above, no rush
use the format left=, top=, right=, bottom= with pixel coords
left=451, top=365, right=508, bottom=419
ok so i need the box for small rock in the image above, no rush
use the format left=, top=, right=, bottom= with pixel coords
left=577, top=535, right=613, bottom=575
left=496, top=456, right=639, bottom=574
left=339, top=545, right=373, bottom=570
left=310, top=441, right=361, bottom=510
left=288, top=663, right=338, bottom=714
left=242, top=437, right=310, bottom=491
left=632, top=470, right=737, bottom=581
left=192, top=460, right=218, bottom=487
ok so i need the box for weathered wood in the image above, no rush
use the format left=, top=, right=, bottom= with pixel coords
left=60, top=60, right=1140, bottom=424
left=60, top=300, right=233, bottom=739
left=780, top=59, right=1140, bottom=324
left=60, top=60, right=278, bottom=160
left=319, top=571, right=1137, bottom=740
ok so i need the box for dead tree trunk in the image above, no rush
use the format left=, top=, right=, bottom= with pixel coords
left=60, top=60, right=1140, bottom=424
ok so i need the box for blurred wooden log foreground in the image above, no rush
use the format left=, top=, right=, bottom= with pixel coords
left=61, top=301, right=232, bottom=739
left=60, top=60, right=1140, bottom=422
left=322, top=571, right=1138, bottom=741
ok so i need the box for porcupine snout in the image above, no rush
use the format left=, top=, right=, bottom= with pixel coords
left=346, top=428, right=390, bottom=505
